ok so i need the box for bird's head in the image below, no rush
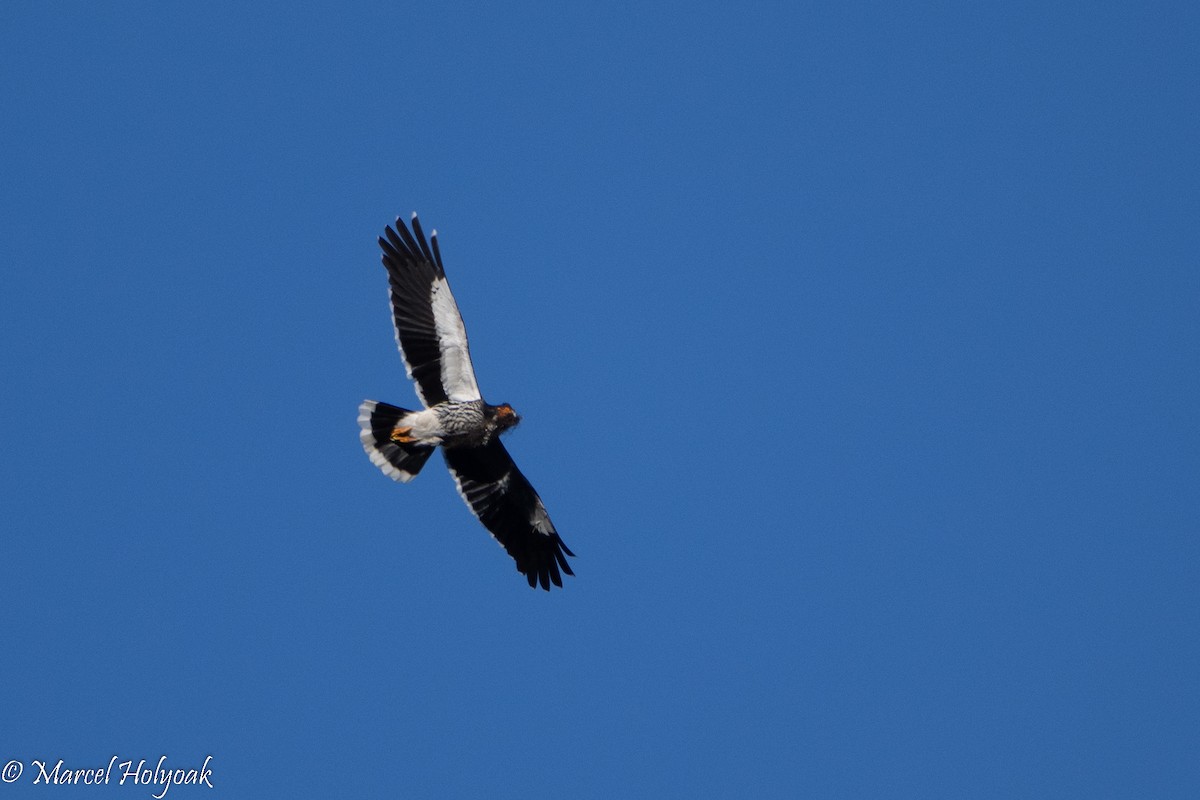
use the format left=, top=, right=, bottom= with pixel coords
left=492, top=403, right=521, bottom=431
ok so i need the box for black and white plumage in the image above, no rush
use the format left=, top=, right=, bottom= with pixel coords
left=359, top=213, right=575, bottom=590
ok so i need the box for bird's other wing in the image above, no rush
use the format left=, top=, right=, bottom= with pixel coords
left=378, top=214, right=482, bottom=406
left=443, top=441, right=575, bottom=590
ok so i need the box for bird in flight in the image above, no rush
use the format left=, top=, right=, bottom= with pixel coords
left=358, top=213, right=575, bottom=590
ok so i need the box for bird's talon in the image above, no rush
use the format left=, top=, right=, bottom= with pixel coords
left=390, top=426, right=415, bottom=443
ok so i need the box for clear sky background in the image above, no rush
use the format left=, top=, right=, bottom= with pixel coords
left=2, top=2, right=1197, bottom=798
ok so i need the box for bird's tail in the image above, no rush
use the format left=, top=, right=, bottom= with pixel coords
left=358, top=400, right=436, bottom=483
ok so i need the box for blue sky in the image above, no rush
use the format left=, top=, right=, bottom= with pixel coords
left=2, top=1, right=1197, bottom=797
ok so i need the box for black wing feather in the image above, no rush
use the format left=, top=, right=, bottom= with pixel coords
left=443, top=441, right=575, bottom=591
left=408, top=214, right=438, bottom=265
left=379, top=216, right=449, bottom=406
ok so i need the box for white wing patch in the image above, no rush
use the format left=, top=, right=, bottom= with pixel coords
left=430, top=277, right=482, bottom=402
left=530, top=497, right=554, bottom=534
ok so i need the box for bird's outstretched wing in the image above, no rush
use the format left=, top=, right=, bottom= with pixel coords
left=443, top=441, right=575, bottom=590
left=378, top=214, right=481, bottom=406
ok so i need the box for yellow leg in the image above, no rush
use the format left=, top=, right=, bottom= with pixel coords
left=390, top=426, right=416, bottom=444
